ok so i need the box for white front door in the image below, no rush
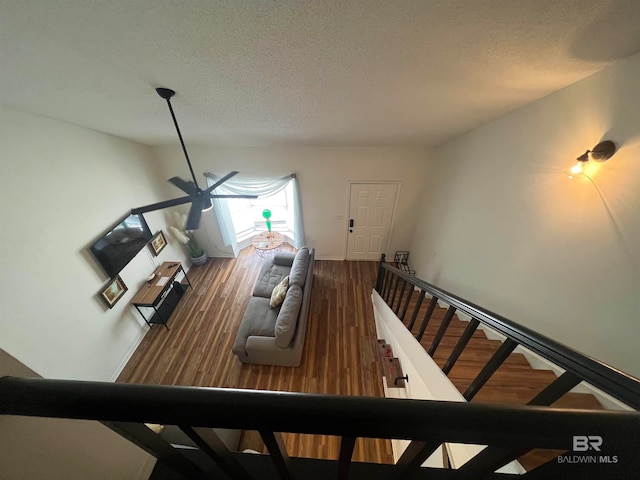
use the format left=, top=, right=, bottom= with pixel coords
left=346, top=183, right=398, bottom=260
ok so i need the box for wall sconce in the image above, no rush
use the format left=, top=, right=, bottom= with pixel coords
left=566, top=140, right=617, bottom=178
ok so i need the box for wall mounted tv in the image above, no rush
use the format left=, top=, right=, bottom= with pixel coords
left=90, top=213, right=153, bottom=278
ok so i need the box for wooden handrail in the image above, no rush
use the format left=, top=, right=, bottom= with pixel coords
left=1, top=376, right=638, bottom=449
left=377, top=260, right=640, bottom=410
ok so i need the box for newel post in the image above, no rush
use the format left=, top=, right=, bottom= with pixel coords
left=375, top=254, right=386, bottom=293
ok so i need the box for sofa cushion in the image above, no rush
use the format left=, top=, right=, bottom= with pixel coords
left=270, top=275, right=289, bottom=308
left=288, top=247, right=310, bottom=288
left=232, top=297, right=278, bottom=354
left=273, top=252, right=296, bottom=267
left=275, top=284, right=303, bottom=348
left=252, top=262, right=291, bottom=298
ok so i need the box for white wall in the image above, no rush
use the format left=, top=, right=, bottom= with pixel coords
left=0, top=105, right=188, bottom=381
left=409, top=53, right=640, bottom=378
left=151, top=146, right=432, bottom=259
left=371, top=294, right=524, bottom=474
left=0, top=349, right=155, bottom=480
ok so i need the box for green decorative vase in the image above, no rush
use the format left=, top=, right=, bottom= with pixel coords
left=262, top=209, right=272, bottom=233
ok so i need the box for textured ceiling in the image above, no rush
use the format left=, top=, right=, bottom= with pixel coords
left=2, top=0, right=640, bottom=147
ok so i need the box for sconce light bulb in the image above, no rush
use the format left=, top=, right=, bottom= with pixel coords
left=565, top=160, right=587, bottom=179
left=570, top=162, right=584, bottom=175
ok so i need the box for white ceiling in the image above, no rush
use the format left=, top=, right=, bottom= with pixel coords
left=2, top=0, right=640, bottom=147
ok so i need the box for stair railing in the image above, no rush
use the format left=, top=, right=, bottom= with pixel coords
left=2, top=375, right=639, bottom=479
left=376, top=254, right=640, bottom=410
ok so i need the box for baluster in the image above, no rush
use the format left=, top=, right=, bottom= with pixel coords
left=442, top=319, right=479, bottom=375
left=105, top=421, right=206, bottom=479
left=399, top=287, right=414, bottom=323
left=407, top=290, right=425, bottom=331
left=260, top=430, right=294, bottom=480
left=383, top=272, right=395, bottom=302
left=375, top=254, right=386, bottom=292
left=337, top=436, right=356, bottom=480
left=463, top=339, right=517, bottom=401
left=389, top=440, right=442, bottom=480
left=390, top=276, right=401, bottom=308
left=447, top=372, right=609, bottom=478
left=393, top=280, right=407, bottom=314
left=380, top=270, right=389, bottom=298
left=180, top=426, right=253, bottom=480
left=442, top=443, right=451, bottom=468
left=416, top=296, right=438, bottom=342
left=528, top=371, right=581, bottom=406
left=428, top=306, right=456, bottom=356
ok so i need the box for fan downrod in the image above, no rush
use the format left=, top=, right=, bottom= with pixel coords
left=156, top=88, right=175, bottom=100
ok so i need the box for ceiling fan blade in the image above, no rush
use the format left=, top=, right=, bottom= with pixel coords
left=204, top=171, right=239, bottom=194
left=184, top=197, right=205, bottom=230
left=169, top=176, right=196, bottom=195
left=209, top=194, right=259, bottom=199
left=131, top=195, right=193, bottom=214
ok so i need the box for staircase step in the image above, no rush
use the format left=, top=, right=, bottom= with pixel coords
left=517, top=449, right=566, bottom=472
left=516, top=393, right=604, bottom=470
left=553, top=392, right=603, bottom=410
left=450, top=368, right=559, bottom=401
left=381, top=287, right=611, bottom=474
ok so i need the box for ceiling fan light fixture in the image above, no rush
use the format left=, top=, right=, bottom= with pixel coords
left=131, top=88, right=257, bottom=229
left=202, top=198, right=213, bottom=212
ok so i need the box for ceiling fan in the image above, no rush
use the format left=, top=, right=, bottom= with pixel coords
left=131, top=87, right=257, bottom=230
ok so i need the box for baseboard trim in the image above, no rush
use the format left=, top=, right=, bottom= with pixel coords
left=110, top=328, right=148, bottom=382
left=315, top=255, right=345, bottom=261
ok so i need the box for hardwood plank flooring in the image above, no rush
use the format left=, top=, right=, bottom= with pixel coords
left=121, top=255, right=608, bottom=471
left=118, top=245, right=393, bottom=464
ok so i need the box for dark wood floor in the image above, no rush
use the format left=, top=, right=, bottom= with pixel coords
left=118, top=245, right=394, bottom=463
left=119, top=248, right=606, bottom=471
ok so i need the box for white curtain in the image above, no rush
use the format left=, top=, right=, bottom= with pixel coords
left=204, top=173, right=306, bottom=252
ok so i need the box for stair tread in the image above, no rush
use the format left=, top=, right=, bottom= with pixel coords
left=518, top=449, right=566, bottom=472
left=382, top=285, right=610, bottom=474
left=552, top=392, right=603, bottom=410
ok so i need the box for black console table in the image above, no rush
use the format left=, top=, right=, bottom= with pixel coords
left=130, top=261, right=192, bottom=329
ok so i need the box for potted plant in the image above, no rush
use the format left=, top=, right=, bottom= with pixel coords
left=168, top=214, right=208, bottom=266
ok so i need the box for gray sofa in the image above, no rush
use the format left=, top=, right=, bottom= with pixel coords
left=232, top=247, right=315, bottom=367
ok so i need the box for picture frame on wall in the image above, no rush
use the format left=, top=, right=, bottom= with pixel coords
left=149, top=230, right=167, bottom=256
left=100, top=275, right=128, bottom=309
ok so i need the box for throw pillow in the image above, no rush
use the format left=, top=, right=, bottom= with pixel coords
left=270, top=275, right=289, bottom=308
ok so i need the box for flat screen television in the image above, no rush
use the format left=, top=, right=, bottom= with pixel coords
left=90, top=213, right=153, bottom=278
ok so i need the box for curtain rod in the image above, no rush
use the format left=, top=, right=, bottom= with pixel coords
left=204, top=172, right=297, bottom=179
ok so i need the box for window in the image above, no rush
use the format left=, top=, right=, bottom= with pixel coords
left=227, top=182, right=296, bottom=244
left=204, top=172, right=305, bottom=253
